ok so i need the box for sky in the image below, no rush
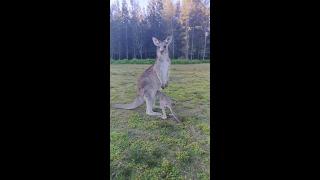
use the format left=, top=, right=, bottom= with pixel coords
left=110, top=0, right=150, bottom=10
left=110, top=0, right=180, bottom=10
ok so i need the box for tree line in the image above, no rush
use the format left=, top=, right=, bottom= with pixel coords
left=110, top=0, right=210, bottom=60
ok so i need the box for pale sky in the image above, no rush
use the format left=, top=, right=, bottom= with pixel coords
left=110, top=0, right=150, bottom=10
left=110, top=0, right=180, bottom=10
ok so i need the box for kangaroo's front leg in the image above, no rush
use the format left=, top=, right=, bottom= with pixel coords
left=165, top=68, right=170, bottom=87
left=155, top=68, right=165, bottom=89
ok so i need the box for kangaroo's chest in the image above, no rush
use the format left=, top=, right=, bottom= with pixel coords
left=160, top=61, right=170, bottom=74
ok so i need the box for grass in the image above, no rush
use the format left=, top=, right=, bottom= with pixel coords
left=110, top=64, right=210, bottom=179
left=110, top=59, right=210, bottom=64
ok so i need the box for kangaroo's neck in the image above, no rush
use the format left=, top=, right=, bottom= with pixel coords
left=156, top=51, right=170, bottom=62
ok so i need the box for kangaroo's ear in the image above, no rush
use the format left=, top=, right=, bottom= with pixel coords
left=152, top=37, right=160, bottom=46
left=164, top=35, right=173, bottom=45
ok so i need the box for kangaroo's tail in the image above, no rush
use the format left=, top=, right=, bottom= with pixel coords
left=169, top=108, right=182, bottom=123
left=110, top=95, right=144, bottom=109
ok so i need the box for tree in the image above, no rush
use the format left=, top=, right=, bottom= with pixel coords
left=110, top=0, right=122, bottom=60
left=110, top=7, right=114, bottom=59
left=180, top=0, right=194, bottom=59
left=109, top=0, right=210, bottom=60
left=161, top=0, right=175, bottom=59
left=121, top=0, right=129, bottom=59
left=172, top=0, right=183, bottom=59
left=146, top=0, right=165, bottom=58
left=130, top=0, right=138, bottom=59
left=197, top=0, right=210, bottom=59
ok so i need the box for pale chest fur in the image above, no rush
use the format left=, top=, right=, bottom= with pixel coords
left=159, top=60, right=170, bottom=83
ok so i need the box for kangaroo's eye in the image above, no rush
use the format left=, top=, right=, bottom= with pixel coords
left=164, top=46, right=166, bottom=48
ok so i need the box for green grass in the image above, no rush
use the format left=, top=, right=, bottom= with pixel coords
left=110, top=64, right=210, bottom=179
left=110, top=59, right=210, bottom=64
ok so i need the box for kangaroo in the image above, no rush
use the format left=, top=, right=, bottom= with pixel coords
left=155, top=91, right=182, bottom=123
left=111, top=35, right=173, bottom=117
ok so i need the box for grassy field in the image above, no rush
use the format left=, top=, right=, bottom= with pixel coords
left=110, top=64, right=210, bottom=179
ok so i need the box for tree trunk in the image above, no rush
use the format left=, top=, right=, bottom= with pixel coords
left=133, top=47, right=136, bottom=59
left=185, top=21, right=189, bottom=60
left=203, top=33, right=207, bottom=60
left=125, top=26, right=128, bottom=59
left=133, top=25, right=138, bottom=59
left=145, top=46, right=147, bottom=58
left=172, top=39, right=174, bottom=59
left=118, top=41, right=121, bottom=60
left=191, top=25, right=194, bottom=59
left=171, top=16, right=174, bottom=60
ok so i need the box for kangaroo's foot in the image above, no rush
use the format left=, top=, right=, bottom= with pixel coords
left=157, top=114, right=167, bottom=120
left=147, top=111, right=162, bottom=116
left=160, top=115, right=167, bottom=120
left=152, top=106, right=162, bottom=110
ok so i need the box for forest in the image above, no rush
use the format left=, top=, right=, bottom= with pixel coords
left=110, top=0, right=210, bottom=60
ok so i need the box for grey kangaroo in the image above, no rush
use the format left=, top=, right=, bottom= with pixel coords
left=111, top=35, right=173, bottom=117
left=155, top=91, right=182, bottom=123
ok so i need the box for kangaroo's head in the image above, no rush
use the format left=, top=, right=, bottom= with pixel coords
left=152, top=35, right=173, bottom=55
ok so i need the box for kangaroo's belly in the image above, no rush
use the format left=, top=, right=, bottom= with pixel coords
left=160, top=61, right=170, bottom=82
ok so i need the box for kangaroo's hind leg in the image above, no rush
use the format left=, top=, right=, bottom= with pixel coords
left=145, top=95, right=162, bottom=116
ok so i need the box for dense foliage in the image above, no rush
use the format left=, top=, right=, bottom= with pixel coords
left=110, top=0, right=210, bottom=60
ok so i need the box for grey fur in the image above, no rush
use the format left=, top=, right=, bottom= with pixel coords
left=111, top=35, right=173, bottom=117
left=155, top=91, right=182, bottom=123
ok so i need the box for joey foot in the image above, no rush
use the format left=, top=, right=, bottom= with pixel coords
left=158, top=115, right=167, bottom=120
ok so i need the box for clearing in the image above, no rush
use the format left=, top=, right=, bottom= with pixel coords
left=110, top=64, right=210, bottom=179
